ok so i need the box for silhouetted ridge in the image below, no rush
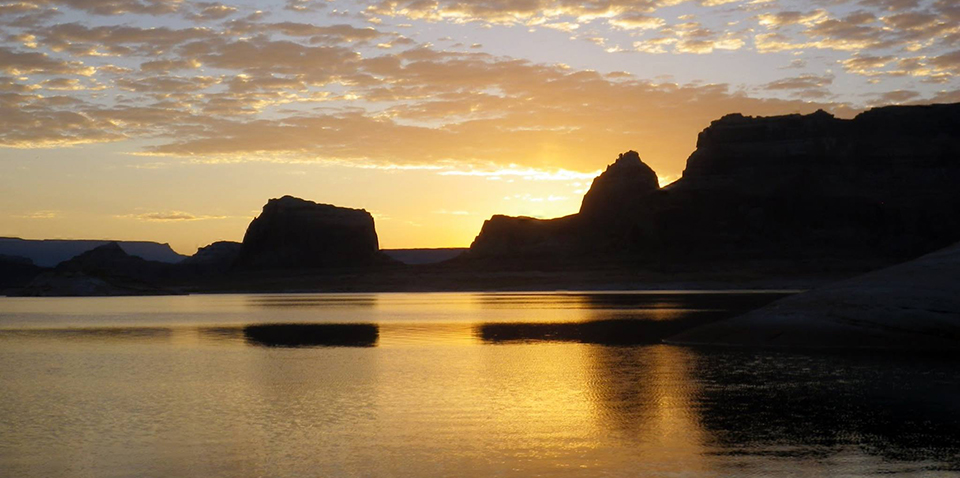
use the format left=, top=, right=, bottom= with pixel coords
left=466, top=102, right=960, bottom=265
left=234, top=196, right=387, bottom=269
left=679, top=104, right=960, bottom=194
left=468, top=150, right=661, bottom=258
left=17, top=242, right=179, bottom=296
left=0, top=237, right=186, bottom=267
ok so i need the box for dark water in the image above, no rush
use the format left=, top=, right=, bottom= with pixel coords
left=1, top=292, right=958, bottom=477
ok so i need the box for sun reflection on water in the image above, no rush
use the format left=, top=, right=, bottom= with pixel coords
left=3, top=292, right=956, bottom=476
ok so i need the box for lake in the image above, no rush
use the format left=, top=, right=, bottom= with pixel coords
left=1, top=292, right=958, bottom=477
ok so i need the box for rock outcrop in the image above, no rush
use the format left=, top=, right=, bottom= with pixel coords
left=469, top=150, right=661, bottom=259
left=234, top=196, right=386, bottom=269
left=465, top=103, right=960, bottom=266
left=579, top=150, right=660, bottom=219
left=665, top=241, right=960, bottom=349
left=469, top=214, right=579, bottom=258
left=182, top=241, right=242, bottom=271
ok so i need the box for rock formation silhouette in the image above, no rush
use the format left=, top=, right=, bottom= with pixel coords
left=234, top=196, right=388, bottom=269
left=467, top=103, right=960, bottom=265
left=7, top=103, right=960, bottom=295
left=579, top=150, right=659, bottom=218
left=182, top=241, right=242, bottom=271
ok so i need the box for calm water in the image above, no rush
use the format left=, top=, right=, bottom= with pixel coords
left=1, top=292, right=958, bottom=477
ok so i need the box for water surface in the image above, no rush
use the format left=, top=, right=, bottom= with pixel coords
left=1, top=292, right=958, bottom=477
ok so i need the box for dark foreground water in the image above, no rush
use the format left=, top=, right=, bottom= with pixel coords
left=1, top=292, right=959, bottom=477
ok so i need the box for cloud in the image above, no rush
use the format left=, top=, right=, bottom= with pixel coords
left=764, top=73, right=833, bottom=90
left=757, top=9, right=828, bottom=28
left=120, top=211, right=228, bottom=221
left=840, top=54, right=895, bottom=75
left=858, top=0, right=919, bottom=11
left=780, top=58, right=807, bottom=69
left=762, top=73, right=834, bottom=99
left=115, top=75, right=220, bottom=94
left=0, top=0, right=948, bottom=176
left=936, top=0, right=960, bottom=21
left=632, top=21, right=746, bottom=54
left=0, top=93, right=126, bottom=147
left=178, top=37, right=363, bottom=84
left=837, top=51, right=958, bottom=82
left=133, top=46, right=856, bottom=175
left=13, top=210, right=60, bottom=219
left=0, top=5, right=60, bottom=28
left=36, top=23, right=215, bottom=57
left=32, top=0, right=182, bottom=16
left=40, top=77, right=87, bottom=90
left=437, top=167, right=601, bottom=181
left=0, top=17, right=863, bottom=172
left=0, top=75, right=39, bottom=92
left=224, top=20, right=389, bottom=44
left=140, top=58, right=202, bottom=73
left=867, top=89, right=920, bottom=105
left=365, top=0, right=747, bottom=26
left=0, top=46, right=94, bottom=75
left=930, top=50, right=960, bottom=74
left=608, top=13, right=665, bottom=30
left=882, top=11, right=939, bottom=31
left=285, top=0, right=326, bottom=12
left=750, top=4, right=960, bottom=85
left=187, top=2, right=237, bottom=21
left=0, top=3, right=42, bottom=15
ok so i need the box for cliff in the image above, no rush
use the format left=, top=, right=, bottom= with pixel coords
left=665, top=241, right=960, bottom=349
left=465, top=103, right=960, bottom=266
left=680, top=105, right=959, bottom=196
left=234, top=196, right=387, bottom=269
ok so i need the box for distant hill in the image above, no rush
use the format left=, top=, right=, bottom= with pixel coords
left=0, top=237, right=187, bottom=267
left=382, top=248, right=466, bottom=265
left=0, top=254, right=46, bottom=290
left=16, top=242, right=182, bottom=296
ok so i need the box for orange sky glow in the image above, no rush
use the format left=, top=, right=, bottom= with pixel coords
left=1, top=0, right=957, bottom=253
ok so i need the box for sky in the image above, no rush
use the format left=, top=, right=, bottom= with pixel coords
left=0, top=0, right=957, bottom=254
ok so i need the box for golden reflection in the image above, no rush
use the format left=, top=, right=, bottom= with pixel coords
left=585, top=345, right=713, bottom=473
left=364, top=341, right=604, bottom=474
left=377, top=322, right=479, bottom=347
left=5, top=293, right=960, bottom=476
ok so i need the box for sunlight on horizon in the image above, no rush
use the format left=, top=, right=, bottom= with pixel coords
left=0, top=0, right=957, bottom=252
